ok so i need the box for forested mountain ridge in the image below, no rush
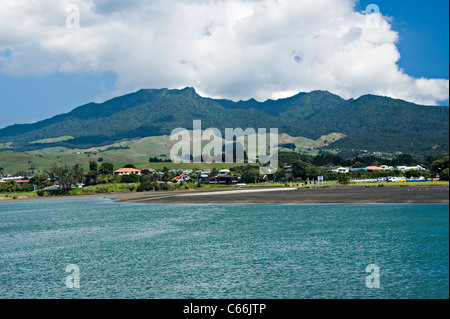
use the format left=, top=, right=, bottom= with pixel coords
left=0, top=87, right=448, bottom=157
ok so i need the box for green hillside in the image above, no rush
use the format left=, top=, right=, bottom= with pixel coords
left=0, top=88, right=448, bottom=157
left=0, top=132, right=346, bottom=174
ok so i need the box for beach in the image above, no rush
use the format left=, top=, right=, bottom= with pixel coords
left=108, top=185, right=450, bottom=204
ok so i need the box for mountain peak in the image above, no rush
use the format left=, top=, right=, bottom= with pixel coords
left=0, top=88, right=447, bottom=157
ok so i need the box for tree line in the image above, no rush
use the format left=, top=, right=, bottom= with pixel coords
left=1, top=153, right=449, bottom=194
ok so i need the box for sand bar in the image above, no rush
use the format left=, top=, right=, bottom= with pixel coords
left=108, top=185, right=450, bottom=204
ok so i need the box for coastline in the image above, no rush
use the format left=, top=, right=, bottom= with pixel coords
left=107, top=185, right=450, bottom=204
left=1, top=185, right=448, bottom=204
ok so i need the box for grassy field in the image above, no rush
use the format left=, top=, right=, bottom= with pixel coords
left=0, top=150, right=251, bottom=175
left=0, top=131, right=349, bottom=174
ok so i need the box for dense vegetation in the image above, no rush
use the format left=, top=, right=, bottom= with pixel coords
left=0, top=88, right=447, bottom=158
left=1, top=153, right=448, bottom=196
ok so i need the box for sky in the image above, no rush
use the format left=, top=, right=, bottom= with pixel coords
left=0, top=0, right=448, bottom=129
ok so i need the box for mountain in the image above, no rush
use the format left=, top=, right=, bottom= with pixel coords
left=0, top=87, right=448, bottom=157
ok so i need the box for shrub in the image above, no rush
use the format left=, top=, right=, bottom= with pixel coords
left=440, top=168, right=449, bottom=181
left=159, top=182, right=170, bottom=191
left=137, top=180, right=159, bottom=192
left=121, top=174, right=139, bottom=183
left=337, top=173, right=351, bottom=185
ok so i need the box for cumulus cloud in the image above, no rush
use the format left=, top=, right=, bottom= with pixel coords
left=0, top=0, right=448, bottom=105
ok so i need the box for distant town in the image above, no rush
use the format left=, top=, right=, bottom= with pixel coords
left=1, top=152, right=448, bottom=197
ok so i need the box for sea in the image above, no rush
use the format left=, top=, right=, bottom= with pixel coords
left=0, top=197, right=448, bottom=299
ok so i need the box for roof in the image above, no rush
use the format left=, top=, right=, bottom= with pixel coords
left=114, top=168, right=141, bottom=173
left=366, top=166, right=384, bottom=171
left=172, top=173, right=186, bottom=181
left=0, top=180, right=29, bottom=183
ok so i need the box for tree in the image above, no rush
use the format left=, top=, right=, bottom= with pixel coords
left=274, top=168, right=287, bottom=182
left=392, top=154, right=415, bottom=166
left=240, top=170, right=260, bottom=184
left=0, top=180, right=20, bottom=193
left=337, top=173, right=352, bottom=185
left=430, top=155, right=449, bottom=174
left=121, top=174, right=139, bottom=183
left=99, top=162, right=115, bottom=175
left=405, top=169, right=421, bottom=179
left=209, top=168, right=219, bottom=177
left=292, top=162, right=323, bottom=180
left=47, top=164, right=84, bottom=193
left=29, top=174, right=52, bottom=189
left=0, top=167, right=4, bottom=178
left=123, top=164, right=137, bottom=169
left=85, top=170, right=99, bottom=186
left=89, top=161, right=98, bottom=172
left=137, top=175, right=159, bottom=192
left=440, top=168, right=449, bottom=181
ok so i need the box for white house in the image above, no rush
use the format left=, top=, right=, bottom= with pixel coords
left=113, top=168, right=142, bottom=176
left=333, top=167, right=350, bottom=174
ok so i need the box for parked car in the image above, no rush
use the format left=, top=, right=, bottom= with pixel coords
left=387, top=177, right=406, bottom=182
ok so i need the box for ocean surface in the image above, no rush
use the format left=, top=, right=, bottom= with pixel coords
left=0, top=197, right=448, bottom=299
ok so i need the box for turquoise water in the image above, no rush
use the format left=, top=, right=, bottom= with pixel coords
left=0, top=198, right=448, bottom=299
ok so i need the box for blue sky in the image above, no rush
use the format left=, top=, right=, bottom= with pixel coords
left=357, top=0, right=449, bottom=79
left=0, top=0, right=448, bottom=129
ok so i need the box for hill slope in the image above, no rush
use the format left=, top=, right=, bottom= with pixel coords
left=0, top=87, right=448, bottom=157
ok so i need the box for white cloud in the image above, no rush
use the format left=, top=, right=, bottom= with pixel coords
left=0, top=0, right=448, bottom=105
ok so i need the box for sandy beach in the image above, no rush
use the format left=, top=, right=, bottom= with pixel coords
left=108, top=185, right=450, bottom=204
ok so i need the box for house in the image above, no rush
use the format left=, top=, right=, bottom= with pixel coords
left=201, top=175, right=238, bottom=185
left=406, top=165, right=427, bottom=172
left=113, top=168, right=142, bottom=176
left=396, top=165, right=427, bottom=172
left=366, top=166, right=384, bottom=171
left=333, top=167, right=350, bottom=174
left=0, top=179, right=30, bottom=185
left=351, top=168, right=369, bottom=172
left=1, top=176, right=31, bottom=185
left=171, top=173, right=190, bottom=183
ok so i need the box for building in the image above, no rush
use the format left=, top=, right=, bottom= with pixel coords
left=0, top=179, right=30, bottom=185
left=396, top=165, right=427, bottom=172
left=171, top=173, right=190, bottom=183
left=113, top=168, right=142, bottom=176
left=333, top=167, right=350, bottom=174
left=200, top=175, right=238, bottom=185
left=1, top=176, right=31, bottom=185
left=366, top=166, right=384, bottom=171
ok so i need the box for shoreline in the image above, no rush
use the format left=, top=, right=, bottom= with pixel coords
left=107, top=185, right=449, bottom=204
left=1, top=185, right=448, bottom=204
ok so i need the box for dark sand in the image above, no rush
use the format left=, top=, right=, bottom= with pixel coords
left=108, top=185, right=450, bottom=204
